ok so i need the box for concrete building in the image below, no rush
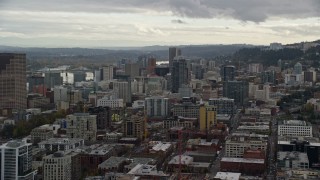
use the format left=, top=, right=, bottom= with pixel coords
left=96, top=96, right=124, bottom=108
left=223, top=81, right=249, bottom=105
left=53, top=86, right=68, bottom=103
left=145, top=96, right=169, bottom=117
left=38, top=138, right=84, bottom=152
left=0, top=139, right=35, bottom=180
left=277, top=136, right=320, bottom=168
left=163, top=117, right=197, bottom=129
left=225, top=133, right=268, bottom=158
left=125, top=63, right=140, bottom=77
left=248, top=63, right=263, bottom=73
left=43, top=151, right=72, bottom=180
left=277, top=151, right=309, bottom=169
left=208, top=98, right=235, bottom=115
left=172, top=102, right=199, bottom=118
left=65, top=113, right=97, bottom=141
left=278, top=120, right=312, bottom=137
left=102, top=65, right=114, bottom=81
left=168, top=155, right=210, bottom=173
left=31, top=125, right=59, bottom=144
left=88, top=106, right=112, bottom=130
left=123, top=115, right=145, bottom=140
left=199, top=104, right=216, bottom=132
left=0, top=53, right=27, bottom=112
left=113, top=81, right=131, bottom=103
left=171, top=57, right=189, bottom=93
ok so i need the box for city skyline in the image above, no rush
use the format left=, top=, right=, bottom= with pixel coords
left=0, top=0, right=320, bottom=47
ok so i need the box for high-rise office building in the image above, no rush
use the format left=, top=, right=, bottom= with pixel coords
left=44, top=72, right=63, bottom=89
left=171, top=58, right=189, bottom=93
left=223, top=81, right=249, bottom=106
left=0, top=139, right=35, bottom=180
left=113, top=81, right=131, bottom=103
left=0, top=53, right=27, bottom=111
left=145, top=96, right=169, bottom=117
left=102, top=65, right=114, bottom=80
left=125, top=63, right=140, bottom=77
left=169, top=47, right=181, bottom=72
left=221, top=65, right=236, bottom=81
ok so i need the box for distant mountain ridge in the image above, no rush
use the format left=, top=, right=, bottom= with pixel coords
left=0, top=44, right=255, bottom=61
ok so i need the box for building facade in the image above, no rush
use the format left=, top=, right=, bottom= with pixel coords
left=0, top=53, right=27, bottom=111
left=0, top=140, right=34, bottom=180
left=208, top=98, right=235, bottom=115
left=171, top=58, right=189, bottom=93
left=65, top=113, right=97, bottom=141
left=278, top=120, right=312, bottom=137
left=145, top=96, right=169, bottom=117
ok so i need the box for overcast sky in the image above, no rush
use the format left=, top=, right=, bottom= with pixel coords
left=0, top=0, right=320, bottom=47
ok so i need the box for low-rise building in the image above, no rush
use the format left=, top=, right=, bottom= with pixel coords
left=38, top=138, right=84, bottom=152
left=220, top=157, right=265, bottom=176
left=278, top=151, right=309, bottom=169
left=43, top=151, right=81, bottom=180
left=225, top=133, right=268, bottom=158
left=278, top=120, right=312, bottom=137
left=30, top=124, right=60, bottom=144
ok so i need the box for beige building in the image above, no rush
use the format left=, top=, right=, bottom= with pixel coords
left=31, top=126, right=54, bottom=144
left=43, top=152, right=72, bottom=180
left=123, top=115, right=145, bottom=140
left=225, top=133, right=268, bottom=158
left=65, top=113, right=97, bottom=141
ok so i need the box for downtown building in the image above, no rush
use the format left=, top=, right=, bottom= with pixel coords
left=171, top=57, right=189, bottom=93
left=208, top=97, right=236, bottom=115
left=278, top=120, right=312, bottom=137
left=64, top=113, right=97, bottom=141
left=223, top=80, right=249, bottom=106
left=145, top=96, right=169, bottom=117
left=0, top=139, right=35, bottom=180
left=0, top=53, right=27, bottom=114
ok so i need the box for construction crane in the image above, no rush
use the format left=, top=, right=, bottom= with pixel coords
left=176, top=129, right=206, bottom=180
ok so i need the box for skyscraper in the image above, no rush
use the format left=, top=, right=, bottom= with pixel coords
left=171, top=58, right=189, bottom=93
left=221, top=65, right=236, bottom=81
left=102, top=65, right=114, bottom=80
left=169, top=47, right=181, bottom=72
left=0, top=53, right=27, bottom=112
left=0, top=139, right=35, bottom=180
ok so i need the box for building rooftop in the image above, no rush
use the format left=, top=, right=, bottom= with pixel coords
left=280, top=120, right=309, bottom=126
left=221, top=157, right=265, bottom=164
left=169, top=155, right=193, bottom=165
left=127, top=164, right=169, bottom=177
left=214, top=172, right=241, bottom=180
left=98, top=156, right=127, bottom=169
left=151, top=142, right=172, bottom=152
left=0, top=139, right=30, bottom=148
left=38, top=138, right=84, bottom=145
left=278, top=151, right=309, bottom=163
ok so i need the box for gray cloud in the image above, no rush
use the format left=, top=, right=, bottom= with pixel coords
left=1, top=0, right=320, bottom=22
left=171, top=19, right=186, bottom=24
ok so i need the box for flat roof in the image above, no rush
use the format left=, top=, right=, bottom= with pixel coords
left=221, top=157, right=264, bottom=164
left=214, top=172, right=241, bottom=180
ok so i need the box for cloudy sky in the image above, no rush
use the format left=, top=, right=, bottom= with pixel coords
left=0, top=0, right=320, bottom=47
